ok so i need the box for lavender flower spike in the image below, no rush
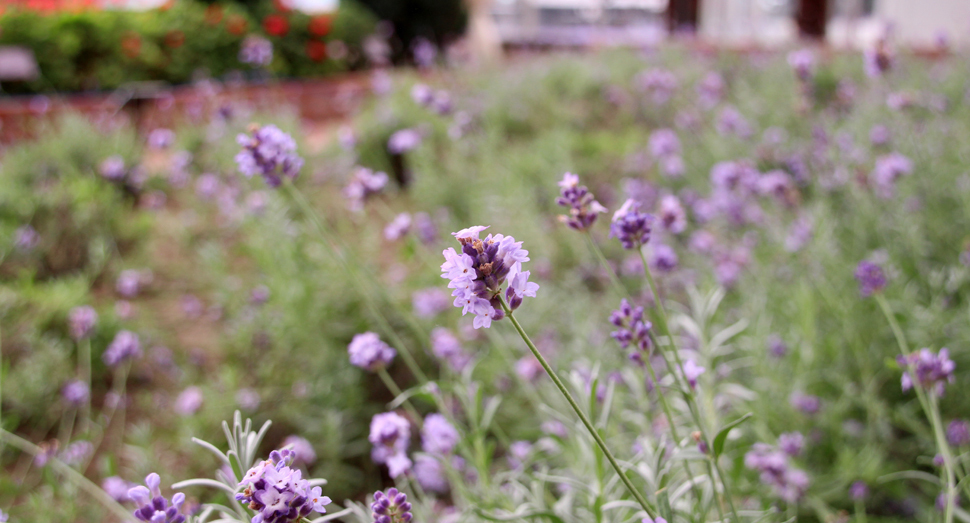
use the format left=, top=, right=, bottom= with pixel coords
left=899, top=348, right=955, bottom=396
left=236, top=449, right=332, bottom=522
left=854, top=260, right=887, bottom=297
left=556, top=173, right=607, bottom=231
left=369, top=412, right=412, bottom=478
left=348, top=332, right=396, bottom=372
left=68, top=306, right=98, bottom=340
left=371, top=488, right=413, bottom=523
left=235, top=124, right=304, bottom=187
left=441, top=226, right=538, bottom=328
left=128, top=473, right=186, bottom=523
left=102, top=330, right=142, bottom=367
left=609, top=199, right=653, bottom=249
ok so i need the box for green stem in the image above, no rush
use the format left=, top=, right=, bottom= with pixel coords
left=377, top=367, right=423, bottom=423
left=584, top=232, right=625, bottom=296
left=79, top=338, right=92, bottom=434
left=0, top=429, right=134, bottom=522
left=500, top=298, right=657, bottom=519
left=854, top=499, right=867, bottom=523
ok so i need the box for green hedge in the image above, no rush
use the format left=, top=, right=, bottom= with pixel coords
left=0, top=0, right=377, bottom=94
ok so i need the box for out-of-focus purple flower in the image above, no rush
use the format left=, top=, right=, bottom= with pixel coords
left=682, top=360, right=705, bottom=388
left=235, top=388, right=261, bottom=412
left=413, top=288, right=450, bottom=318
left=430, top=327, right=470, bottom=371
left=785, top=216, right=814, bottom=253
left=758, top=170, right=794, bottom=203
left=282, top=435, right=317, bottom=465
left=100, top=155, right=127, bottom=181
left=250, top=285, right=270, bottom=305
left=689, top=230, right=716, bottom=254
left=412, top=37, right=437, bottom=69
left=348, top=332, right=396, bottom=372
left=235, top=450, right=331, bottom=521
left=62, top=379, right=89, bottom=406
left=635, top=68, right=678, bottom=105
left=516, top=355, right=543, bottom=382
left=239, top=35, right=273, bottom=67
left=422, top=413, right=459, bottom=455
left=937, top=492, right=960, bottom=513
left=371, top=487, right=413, bottom=523
left=384, top=213, right=412, bottom=241
left=623, top=178, right=657, bottom=209
left=947, top=420, right=970, bottom=447
left=337, top=126, right=357, bottom=152
left=441, top=226, right=536, bottom=329
left=413, top=454, right=449, bottom=493
left=343, top=167, right=388, bottom=211
left=542, top=420, right=568, bottom=438
left=849, top=481, right=869, bottom=501
left=371, top=69, right=393, bottom=95
left=745, top=442, right=810, bottom=503
left=142, top=190, right=167, bottom=210
left=168, top=151, right=192, bottom=188
left=899, top=348, right=955, bottom=396
left=129, top=473, right=187, bottom=523
left=174, top=386, right=203, bottom=416
left=68, top=306, right=97, bottom=340
left=102, top=476, right=132, bottom=502
left=411, top=83, right=434, bottom=106
left=180, top=294, right=203, bottom=319
left=649, top=128, right=680, bottom=158
left=768, top=335, right=788, bottom=358
left=369, top=412, right=412, bottom=478
left=507, top=440, right=533, bottom=469
left=716, top=106, right=753, bottom=138
left=14, top=225, right=39, bottom=251
left=790, top=392, right=821, bottom=415
left=609, top=298, right=652, bottom=356
left=431, top=90, right=453, bottom=115
left=116, top=269, right=146, bottom=298
left=854, top=260, right=887, bottom=297
left=148, top=128, right=175, bottom=150
left=388, top=128, right=423, bottom=154
left=657, top=195, right=687, bottom=234
left=60, top=440, right=93, bottom=466
left=871, top=152, right=912, bottom=199
left=235, top=124, right=303, bottom=187
left=696, top=72, right=725, bottom=109
left=246, top=191, right=268, bottom=215
left=609, top=199, right=653, bottom=249
left=778, top=432, right=804, bottom=457
left=195, top=173, right=221, bottom=201
left=787, top=49, right=816, bottom=82
left=102, top=330, right=142, bottom=367
left=649, top=244, right=678, bottom=272
left=863, top=40, right=894, bottom=78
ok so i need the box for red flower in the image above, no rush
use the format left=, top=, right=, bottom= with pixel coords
left=226, top=14, right=249, bottom=36
left=204, top=4, right=224, bottom=25
left=306, top=40, right=327, bottom=62
left=308, top=14, right=333, bottom=37
left=164, top=30, right=185, bottom=49
left=263, top=14, right=289, bottom=37
left=272, top=0, right=292, bottom=12
left=121, top=32, right=142, bottom=58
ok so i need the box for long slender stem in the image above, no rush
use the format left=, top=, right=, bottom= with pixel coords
left=584, top=232, right=625, bottom=296
left=79, top=338, right=92, bottom=434
left=377, top=367, right=423, bottom=423
left=500, top=298, right=657, bottom=519
left=0, top=429, right=134, bottom=522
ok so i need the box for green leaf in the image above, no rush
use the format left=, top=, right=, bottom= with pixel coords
left=713, top=413, right=753, bottom=458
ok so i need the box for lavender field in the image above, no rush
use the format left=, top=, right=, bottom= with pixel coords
left=2, top=39, right=970, bottom=523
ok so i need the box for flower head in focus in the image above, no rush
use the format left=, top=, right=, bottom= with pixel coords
left=372, top=488, right=413, bottom=523
left=556, top=173, right=607, bottom=231
left=128, top=473, right=186, bottom=523
left=236, top=449, right=332, bottom=522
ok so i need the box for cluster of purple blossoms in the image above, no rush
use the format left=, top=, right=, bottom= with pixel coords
left=422, top=413, right=459, bottom=455
left=384, top=213, right=412, bottom=241
left=849, top=481, right=870, bottom=501
left=556, top=173, right=607, bottom=231
left=648, top=129, right=684, bottom=178
left=240, top=35, right=273, bottom=67
left=635, top=68, right=678, bottom=105
left=282, top=435, right=317, bottom=465
left=103, top=330, right=142, bottom=367
left=609, top=200, right=653, bottom=249
left=790, top=392, right=822, bottom=415
left=411, top=83, right=452, bottom=115
left=787, top=49, right=816, bottom=82
left=899, top=348, right=955, bottom=396
left=412, top=288, right=450, bottom=318
left=343, top=167, right=388, bottom=211
left=696, top=72, right=725, bottom=109
left=388, top=128, right=423, bottom=155
left=100, top=155, right=127, bottom=181
left=371, top=488, right=413, bottom=523
left=369, top=412, right=412, bottom=478
left=871, top=152, right=912, bottom=199
left=348, top=332, right=396, bottom=372
left=650, top=244, right=679, bottom=272
left=681, top=360, right=705, bottom=389
left=440, top=226, right=537, bottom=329
left=947, top=420, right=970, bottom=447
left=870, top=125, right=891, bottom=146
left=414, top=413, right=461, bottom=493
left=744, top=441, right=810, bottom=503
left=778, top=432, right=804, bottom=457
left=128, top=473, right=187, bottom=523
left=717, top=106, right=753, bottom=138
left=68, top=305, right=97, bottom=340
left=609, top=299, right=652, bottom=359
left=854, top=260, right=887, bottom=297
left=430, top=327, right=471, bottom=371
left=174, top=386, right=203, bottom=416
left=657, top=195, right=687, bottom=234
left=62, top=379, right=90, bottom=406
left=236, top=449, right=332, bottom=523
left=235, top=125, right=304, bottom=188
left=116, top=269, right=148, bottom=298
left=14, top=225, right=39, bottom=251
left=148, top=128, right=175, bottom=150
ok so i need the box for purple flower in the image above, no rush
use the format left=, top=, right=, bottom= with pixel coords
left=556, top=173, right=607, bottom=231
left=384, top=213, right=412, bottom=241
left=128, top=473, right=187, bottom=523
left=744, top=442, right=810, bottom=503
left=682, top=360, right=705, bottom=388
left=102, top=476, right=132, bottom=502
left=849, top=481, right=869, bottom=501
left=871, top=152, right=912, bottom=199
left=790, top=392, right=821, bottom=415
left=100, top=155, right=127, bottom=181
left=147, top=128, right=175, bottom=150
left=937, top=492, right=960, bottom=513
left=102, top=330, right=142, bottom=367
left=235, top=388, right=261, bottom=411
left=431, top=90, right=453, bottom=115
left=62, top=379, right=89, bottom=406
left=239, top=35, right=273, bottom=67
left=0, top=509, right=7, bottom=522
left=635, top=68, right=678, bottom=105
left=174, top=387, right=203, bottom=416
left=787, top=49, right=815, bottom=81
left=348, top=332, right=396, bottom=372
left=14, top=225, right=39, bottom=251
left=649, top=244, right=678, bottom=273
left=899, top=348, right=955, bottom=396
left=716, top=106, right=753, bottom=138
left=343, top=167, right=388, bottom=211
left=412, top=288, right=450, bottom=318
left=195, top=173, right=221, bottom=201
left=282, top=435, right=317, bottom=465
left=413, top=454, right=449, bottom=493
left=116, top=269, right=143, bottom=298
left=609, top=199, right=653, bottom=249
left=413, top=212, right=438, bottom=244
left=657, top=195, right=687, bottom=234
left=696, top=72, right=725, bottom=108
left=854, top=260, right=886, bottom=297
left=68, top=306, right=98, bottom=340
left=411, top=83, right=434, bottom=106
left=870, top=125, right=891, bottom=146
left=440, top=226, right=536, bottom=329
left=422, top=414, right=459, bottom=455
left=371, top=488, right=413, bottom=523
left=235, top=125, right=303, bottom=187
left=863, top=40, right=894, bottom=78
left=388, top=129, right=423, bottom=155
left=411, top=36, right=437, bottom=68
left=236, top=450, right=332, bottom=521
left=250, top=285, right=270, bottom=305
left=507, top=440, right=533, bottom=469
left=430, top=327, right=470, bottom=371
left=784, top=216, right=814, bottom=253
left=60, top=440, right=93, bottom=466
left=947, top=420, right=970, bottom=447
left=649, top=129, right=680, bottom=158
left=778, top=432, right=804, bottom=457
left=609, top=298, right=652, bottom=355
left=168, top=151, right=192, bottom=187
left=369, top=412, right=412, bottom=478
left=768, top=335, right=788, bottom=358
